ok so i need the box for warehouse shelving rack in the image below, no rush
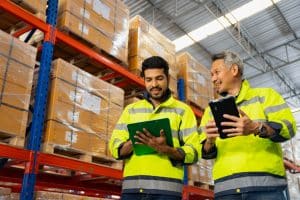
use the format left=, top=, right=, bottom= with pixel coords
left=1, top=0, right=300, bottom=199
left=0, top=0, right=214, bottom=200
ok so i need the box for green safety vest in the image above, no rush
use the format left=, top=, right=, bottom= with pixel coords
left=199, top=80, right=296, bottom=195
left=109, top=95, right=200, bottom=196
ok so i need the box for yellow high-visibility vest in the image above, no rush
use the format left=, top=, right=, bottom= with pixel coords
left=199, top=80, right=296, bottom=195
left=109, top=95, right=200, bottom=195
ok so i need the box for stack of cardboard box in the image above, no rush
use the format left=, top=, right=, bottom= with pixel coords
left=0, top=29, right=36, bottom=145
left=128, top=15, right=178, bottom=97
left=57, top=0, right=129, bottom=64
left=177, top=52, right=214, bottom=109
left=43, top=58, right=124, bottom=157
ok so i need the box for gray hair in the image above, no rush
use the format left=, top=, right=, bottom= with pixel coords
left=211, top=50, right=244, bottom=76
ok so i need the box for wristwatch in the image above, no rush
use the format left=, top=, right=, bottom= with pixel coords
left=258, top=123, right=269, bottom=138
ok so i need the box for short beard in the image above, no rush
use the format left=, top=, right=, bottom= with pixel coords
left=149, top=90, right=166, bottom=101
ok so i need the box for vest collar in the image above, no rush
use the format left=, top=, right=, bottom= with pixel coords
left=236, top=80, right=250, bottom=104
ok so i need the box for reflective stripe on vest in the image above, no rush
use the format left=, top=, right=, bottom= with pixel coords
left=282, top=119, right=296, bottom=137
left=214, top=174, right=287, bottom=194
left=122, top=176, right=183, bottom=194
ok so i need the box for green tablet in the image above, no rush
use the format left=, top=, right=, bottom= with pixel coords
left=127, top=118, right=174, bottom=156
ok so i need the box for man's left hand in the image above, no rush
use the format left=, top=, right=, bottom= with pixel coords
left=134, top=129, right=168, bottom=153
left=221, top=109, right=260, bottom=137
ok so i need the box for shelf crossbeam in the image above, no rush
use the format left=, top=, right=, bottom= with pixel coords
left=0, top=144, right=31, bottom=161
left=38, top=152, right=123, bottom=180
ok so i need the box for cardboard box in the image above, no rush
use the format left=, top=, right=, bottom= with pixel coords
left=177, top=52, right=214, bottom=108
left=0, top=29, right=36, bottom=139
left=44, top=120, right=90, bottom=152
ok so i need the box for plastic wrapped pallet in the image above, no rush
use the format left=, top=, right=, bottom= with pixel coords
left=43, top=58, right=124, bottom=158
left=128, top=15, right=178, bottom=97
left=176, top=52, right=214, bottom=109
left=0, top=29, right=36, bottom=145
left=57, top=0, right=129, bottom=64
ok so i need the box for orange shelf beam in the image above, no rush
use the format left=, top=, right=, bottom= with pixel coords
left=0, top=144, right=31, bottom=161
left=12, top=25, right=33, bottom=37
left=183, top=185, right=214, bottom=200
left=191, top=106, right=203, bottom=118
left=38, top=152, right=123, bottom=180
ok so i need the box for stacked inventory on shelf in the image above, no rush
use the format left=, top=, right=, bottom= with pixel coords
left=177, top=52, right=214, bottom=109
left=57, top=0, right=129, bottom=64
left=0, top=29, right=37, bottom=147
left=128, top=15, right=178, bottom=96
left=42, top=58, right=124, bottom=163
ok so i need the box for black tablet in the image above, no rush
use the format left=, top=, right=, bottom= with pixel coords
left=209, top=96, right=239, bottom=139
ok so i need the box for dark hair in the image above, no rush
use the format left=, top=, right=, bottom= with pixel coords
left=212, top=50, right=244, bottom=76
left=141, top=56, right=169, bottom=77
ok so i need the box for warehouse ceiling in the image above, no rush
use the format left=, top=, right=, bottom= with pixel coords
left=123, top=0, right=300, bottom=118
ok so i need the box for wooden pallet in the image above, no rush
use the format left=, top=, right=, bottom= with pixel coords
left=42, top=143, right=123, bottom=170
left=0, top=133, right=25, bottom=148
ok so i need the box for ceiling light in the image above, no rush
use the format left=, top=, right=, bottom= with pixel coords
left=173, top=0, right=281, bottom=51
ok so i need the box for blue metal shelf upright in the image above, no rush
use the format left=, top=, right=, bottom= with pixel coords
left=21, top=0, right=58, bottom=199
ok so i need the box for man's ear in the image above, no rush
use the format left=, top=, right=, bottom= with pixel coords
left=231, top=64, right=240, bottom=76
